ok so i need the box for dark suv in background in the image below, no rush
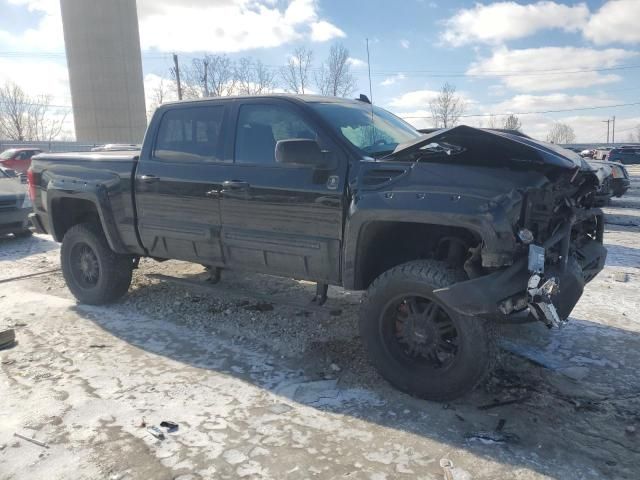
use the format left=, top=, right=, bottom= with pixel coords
left=608, top=146, right=640, bottom=164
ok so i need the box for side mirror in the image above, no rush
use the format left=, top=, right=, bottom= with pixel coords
left=275, top=139, right=332, bottom=168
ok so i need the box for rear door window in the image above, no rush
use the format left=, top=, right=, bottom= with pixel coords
left=154, top=105, right=226, bottom=162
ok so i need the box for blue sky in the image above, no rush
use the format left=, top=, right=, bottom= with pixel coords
left=0, top=0, right=638, bottom=142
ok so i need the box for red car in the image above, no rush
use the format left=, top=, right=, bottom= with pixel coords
left=0, top=148, right=43, bottom=174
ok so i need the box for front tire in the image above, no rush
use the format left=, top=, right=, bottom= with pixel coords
left=61, top=223, right=133, bottom=305
left=359, top=260, right=497, bottom=401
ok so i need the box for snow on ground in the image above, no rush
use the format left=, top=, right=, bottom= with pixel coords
left=1, top=167, right=640, bottom=479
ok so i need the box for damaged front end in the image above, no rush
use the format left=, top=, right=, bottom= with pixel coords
left=398, top=127, right=608, bottom=327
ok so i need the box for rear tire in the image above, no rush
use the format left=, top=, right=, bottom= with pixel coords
left=359, top=260, right=497, bottom=401
left=61, top=223, right=133, bottom=305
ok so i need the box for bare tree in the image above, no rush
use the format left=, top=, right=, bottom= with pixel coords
left=235, top=58, right=277, bottom=95
left=0, top=82, right=67, bottom=141
left=182, top=55, right=237, bottom=98
left=503, top=114, right=522, bottom=131
left=634, top=124, right=640, bottom=143
left=487, top=114, right=500, bottom=129
left=546, top=122, right=576, bottom=144
left=147, top=77, right=173, bottom=119
left=0, top=81, right=30, bottom=140
left=28, top=95, right=68, bottom=142
left=429, top=82, right=466, bottom=128
left=315, top=43, right=357, bottom=97
left=281, top=47, right=313, bottom=94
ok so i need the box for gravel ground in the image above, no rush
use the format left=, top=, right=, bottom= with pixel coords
left=1, top=167, right=640, bottom=479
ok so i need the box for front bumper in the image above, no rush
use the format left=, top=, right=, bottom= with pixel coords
left=0, top=207, right=31, bottom=235
left=434, top=213, right=607, bottom=323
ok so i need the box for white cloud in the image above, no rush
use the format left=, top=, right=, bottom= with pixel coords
left=0, top=0, right=64, bottom=51
left=441, top=1, right=589, bottom=46
left=310, top=20, right=346, bottom=42
left=486, top=93, right=618, bottom=114
left=347, top=57, right=367, bottom=68
left=0, top=0, right=345, bottom=54
left=512, top=114, right=640, bottom=143
left=388, top=89, right=441, bottom=110
left=467, top=47, right=637, bottom=92
left=584, top=0, right=640, bottom=45
left=380, top=73, right=406, bottom=87
left=0, top=57, right=70, bottom=104
left=400, top=39, right=410, bottom=49
left=139, top=0, right=345, bottom=52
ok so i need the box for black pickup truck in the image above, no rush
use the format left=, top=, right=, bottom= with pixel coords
left=29, top=95, right=607, bottom=400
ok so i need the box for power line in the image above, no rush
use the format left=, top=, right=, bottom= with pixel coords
left=2, top=50, right=640, bottom=78
left=370, top=64, right=640, bottom=78
left=4, top=100, right=639, bottom=120
left=401, top=101, right=640, bottom=119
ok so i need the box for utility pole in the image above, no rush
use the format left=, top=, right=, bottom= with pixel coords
left=612, top=116, right=616, bottom=144
left=172, top=53, right=183, bottom=100
left=602, top=119, right=610, bottom=143
left=366, top=38, right=373, bottom=106
left=202, top=58, right=209, bottom=97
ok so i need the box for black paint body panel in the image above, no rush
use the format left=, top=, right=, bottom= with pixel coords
left=29, top=96, right=607, bottom=324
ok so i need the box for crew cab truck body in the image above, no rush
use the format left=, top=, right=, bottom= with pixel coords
left=29, top=95, right=607, bottom=401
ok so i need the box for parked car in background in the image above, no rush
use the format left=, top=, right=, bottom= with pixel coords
left=0, top=166, right=32, bottom=237
left=610, top=162, right=631, bottom=197
left=91, top=144, right=141, bottom=152
left=0, top=148, right=43, bottom=174
left=593, top=147, right=613, bottom=160
left=608, top=146, right=640, bottom=164
left=586, top=159, right=630, bottom=206
left=580, top=149, right=595, bottom=158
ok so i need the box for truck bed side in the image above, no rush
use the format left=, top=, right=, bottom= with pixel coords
left=29, top=151, right=144, bottom=255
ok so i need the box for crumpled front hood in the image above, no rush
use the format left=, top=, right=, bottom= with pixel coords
left=392, top=125, right=588, bottom=171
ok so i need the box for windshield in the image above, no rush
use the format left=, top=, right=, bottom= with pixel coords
left=310, top=102, right=421, bottom=157
left=0, top=149, right=16, bottom=160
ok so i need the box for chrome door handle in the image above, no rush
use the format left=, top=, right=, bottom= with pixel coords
left=222, top=180, right=249, bottom=190
left=140, top=174, right=160, bottom=183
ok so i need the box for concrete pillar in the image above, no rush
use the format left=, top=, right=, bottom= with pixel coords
left=60, top=0, right=147, bottom=144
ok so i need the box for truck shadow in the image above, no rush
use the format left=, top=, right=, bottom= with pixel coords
left=72, top=269, right=640, bottom=479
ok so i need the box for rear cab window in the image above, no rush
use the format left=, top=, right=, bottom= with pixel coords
left=154, top=105, right=227, bottom=162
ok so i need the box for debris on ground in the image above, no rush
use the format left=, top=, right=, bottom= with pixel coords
left=478, top=395, right=531, bottom=410
left=137, top=417, right=146, bottom=428
left=89, top=344, right=108, bottom=348
left=625, top=426, right=636, bottom=436
left=0, top=329, right=16, bottom=350
left=440, top=458, right=454, bottom=480
left=439, top=458, right=472, bottom=480
left=464, top=430, right=520, bottom=445
left=14, top=433, right=49, bottom=449
left=613, top=272, right=629, bottom=282
left=146, top=426, right=165, bottom=440
left=159, top=421, right=178, bottom=432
